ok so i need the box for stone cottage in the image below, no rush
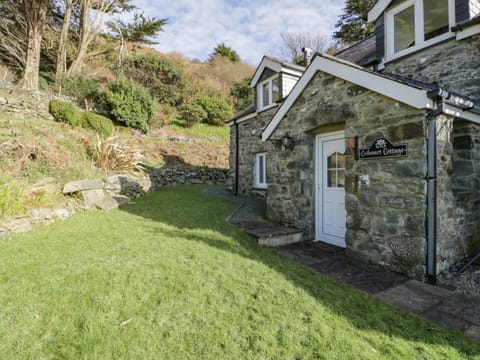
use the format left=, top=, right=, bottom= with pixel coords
left=228, top=0, right=480, bottom=281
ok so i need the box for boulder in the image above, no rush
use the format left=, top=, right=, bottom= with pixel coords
left=63, top=179, right=104, bottom=194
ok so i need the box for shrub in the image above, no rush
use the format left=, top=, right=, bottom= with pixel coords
left=92, top=136, right=145, bottom=175
left=48, top=100, right=83, bottom=127
left=181, top=102, right=208, bottom=127
left=57, top=76, right=103, bottom=110
left=104, top=79, right=154, bottom=132
left=230, top=77, right=253, bottom=111
left=117, top=55, right=187, bottom=106
left=194, top=96, right=233, bottom=126
left=81, top=112, right=114, bottom=138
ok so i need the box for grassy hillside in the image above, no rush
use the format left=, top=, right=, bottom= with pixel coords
left=0, top=88, right=230, bottom=219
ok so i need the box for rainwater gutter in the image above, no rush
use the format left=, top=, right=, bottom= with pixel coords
left=425, top=89, right=447, bottom=283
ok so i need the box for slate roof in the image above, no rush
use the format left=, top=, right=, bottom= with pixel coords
left=229, top=103, right=256, bottom=122
left=334, top=35, right=377, bottom=67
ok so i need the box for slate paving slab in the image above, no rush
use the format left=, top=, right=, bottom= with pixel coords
left=374, top=280, right=453, bottom=314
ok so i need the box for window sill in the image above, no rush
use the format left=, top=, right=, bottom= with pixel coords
left=253, top=185, right=267, bottom=190
left=385, top=33, right=454, bottom=64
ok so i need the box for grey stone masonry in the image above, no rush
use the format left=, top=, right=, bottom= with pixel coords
left=436, top=118, right=480, bottom=273
left=228, top=106, right=277, bottom=197
left=267, top=70, right=430, bottom=278
left=384, top=36, right=480, bottom=99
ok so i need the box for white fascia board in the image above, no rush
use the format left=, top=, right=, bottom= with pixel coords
left=456, top=23, right=480, bottom=40
left=250, top=58, right=282, bottom=87
left=262, top=54, right=434, bottom=142
left=281, top=67, right=304, bottom=78
left=368, top=0, right=392, bottom=22
left=445, top=105, right=480, bottom=124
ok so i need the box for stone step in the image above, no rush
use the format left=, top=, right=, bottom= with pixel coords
left=258, top=231, right=303, bottom=247
left=230, top=219, right=303, bottom=247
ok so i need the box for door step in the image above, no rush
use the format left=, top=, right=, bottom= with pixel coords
left=230, top=219, right=303, bottom=247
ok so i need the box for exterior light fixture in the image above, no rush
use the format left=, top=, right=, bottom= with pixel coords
left=271, top=131, right=295, bottom=151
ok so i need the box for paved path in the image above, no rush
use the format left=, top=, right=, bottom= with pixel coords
left=204, top=188, right=480, bottom=341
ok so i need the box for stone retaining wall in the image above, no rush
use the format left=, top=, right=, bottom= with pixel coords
left=0, top=167, right=226, bottom=240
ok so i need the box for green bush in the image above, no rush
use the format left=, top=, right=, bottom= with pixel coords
left=194, top=97, right=233, bottom=126
left=181, top=102, right=208, bottom=127
left=105, top=79, right=153, bottom=132
left=117, top=55, right=187, bottom=106
left=49, top=100, right=114, bottom=137
left=48, top=100, right=83, bottom=127
left=81, top=112, right=114, bottom=138
left=58, top=76, right=103, bottom=109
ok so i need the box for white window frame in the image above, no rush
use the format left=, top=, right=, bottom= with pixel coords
left=385, top=0, right=455, bottom=61
left=254, top=153, right=267, bottom=189
left=257, top=76, right=279, bottom=111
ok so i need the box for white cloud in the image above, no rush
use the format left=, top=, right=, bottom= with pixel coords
left=128, top=0, right=346, bottom=64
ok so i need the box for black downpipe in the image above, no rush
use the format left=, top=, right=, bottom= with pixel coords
left=426, top=113, right=437, bottom=283
left=426, top=93, right=446, bottom=283
left=235, top=122, right=239, bottom=195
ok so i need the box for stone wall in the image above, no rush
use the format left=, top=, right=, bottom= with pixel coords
left=436, top=118, right=480, bottom=272
left=0, top=166, right=226, bottom=240
left=267, top=71, right=429, bottom=277
left=228, top=107, right=277, bottom=197
left=384, top=36, right=480, bottom=99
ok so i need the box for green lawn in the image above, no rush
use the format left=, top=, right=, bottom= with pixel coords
left=1, top=186, right=479, bottom=359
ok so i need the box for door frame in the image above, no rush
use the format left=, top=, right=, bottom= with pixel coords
left=315, top=130, right=346, bottom=247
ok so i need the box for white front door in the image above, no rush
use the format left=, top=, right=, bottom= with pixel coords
left=315, top=131, right=346, bottom=247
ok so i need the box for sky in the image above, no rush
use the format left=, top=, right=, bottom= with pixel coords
left=128, top=0, right=347, bottom=66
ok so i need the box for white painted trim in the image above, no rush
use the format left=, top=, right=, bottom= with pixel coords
left=250, top=57, right=304, bottom=87
left=384, top=0, right=455, bottom=61
left=254, top=152, right=267, bottom=189
left=368, top=0, right=392, bottom=22
left=315, top=131, right=346, bottom=247
left=262, top=54, right=434, bottom=141
left=456, top=23, right=480, bottom=40
left=445, top=105, right=480, bottom=125
left=250, top=57, right=282, bottom=87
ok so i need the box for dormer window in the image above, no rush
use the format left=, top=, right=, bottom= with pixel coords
left=386, top=0, right=455, bottom=60
left=258, top=76, right=280, bottom=111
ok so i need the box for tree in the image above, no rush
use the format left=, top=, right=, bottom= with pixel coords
left=118, top=54, right=187, bottom=106
left=21, top=0, right=50, bottom=91
left=55, top=0, right=74, bottom=80
left=333, top=0, right=376, bottom=45
left=107, top=11, right=167, bottom=63
left=210, top=43, right=240, bottom=62
left=278, top=32, right=329, bottom=64
left=67, top=0, right=134, bottom=76
left=0, top=1, right=27, bottom=74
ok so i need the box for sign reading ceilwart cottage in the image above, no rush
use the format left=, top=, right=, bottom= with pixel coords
left=358, top=138, right=407, bottom=159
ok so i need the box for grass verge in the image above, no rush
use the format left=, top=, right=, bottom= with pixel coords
left=0, top=186, right=479, bottom=359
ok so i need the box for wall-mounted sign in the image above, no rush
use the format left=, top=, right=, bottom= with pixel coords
left=358, top=137, right=407, bottom=159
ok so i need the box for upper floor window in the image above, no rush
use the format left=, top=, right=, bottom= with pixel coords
left=386, top=0, right=454, bottom=60
left=258, top=76, right=280, bottom=111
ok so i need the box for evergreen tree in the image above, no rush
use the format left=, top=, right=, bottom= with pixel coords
left=210, top=43, right=240, bottom=62
left=333, top=0, right=376, bottom=45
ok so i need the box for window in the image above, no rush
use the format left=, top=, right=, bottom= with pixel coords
left=386, top=0, right=454, bottom=59
left=258, top=76, right=280, bottom=110
left=326, top=152, right=345, bottom=188
left=254, top=153, right=267, bottom=189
